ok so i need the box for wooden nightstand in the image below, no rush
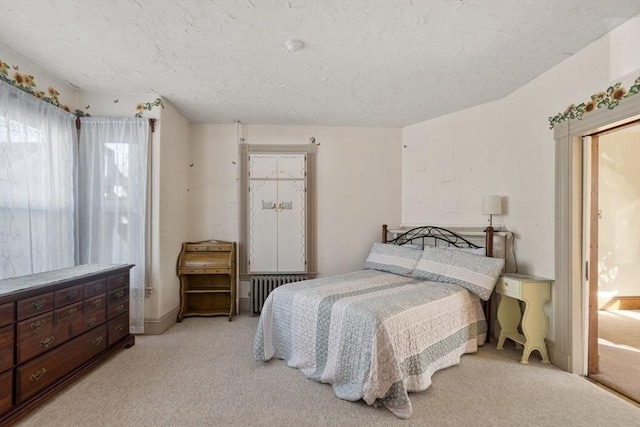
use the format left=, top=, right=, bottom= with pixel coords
left=496, top=273, right=552, bottom=364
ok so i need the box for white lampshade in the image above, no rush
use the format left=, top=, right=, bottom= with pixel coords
left=481, top=195, right=502, bottom=215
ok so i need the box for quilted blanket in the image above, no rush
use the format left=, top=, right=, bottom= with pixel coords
left=253, top=270, right=487, bottom=418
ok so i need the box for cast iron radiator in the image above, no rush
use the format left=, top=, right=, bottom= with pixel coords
left=251, top=275, right=308, bottom=315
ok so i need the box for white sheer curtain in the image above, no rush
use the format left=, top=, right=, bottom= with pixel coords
left=0, top=81, right=77, bottom=279
left=78, top=117, right=149, bottom=333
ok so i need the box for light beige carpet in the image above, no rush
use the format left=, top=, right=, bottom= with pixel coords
left=16, top=315, right=640, bottom=427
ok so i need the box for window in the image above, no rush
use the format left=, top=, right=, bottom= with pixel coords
left=0, top=82, right=76, bottom=278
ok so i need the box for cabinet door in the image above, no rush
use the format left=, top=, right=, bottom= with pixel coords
left=249, top=180, right=278, bottom=272
left=277, top=180, right=306, bottom=272
left=278, top=154, right=305, bottom=179
left=249, top=154, right=278, bottom=179
left=248, top=153, right=307, bottom=273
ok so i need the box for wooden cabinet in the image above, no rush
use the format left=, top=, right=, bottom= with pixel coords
left=248, top=153, right=308, bottom=273
left=177, top=240, right=236, bottom=322
left=0, top=264, right=134, bottom=425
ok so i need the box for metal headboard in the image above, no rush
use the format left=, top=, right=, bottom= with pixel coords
left=382, top=225, right=482, bottom=250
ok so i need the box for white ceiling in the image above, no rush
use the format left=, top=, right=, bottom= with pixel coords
left=0, top=1, right=638, bottom=127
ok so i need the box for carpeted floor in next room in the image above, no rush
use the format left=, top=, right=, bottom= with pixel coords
left=594, top=309, right=640, bottom=402
left=16, top=315, right=640, bottom=427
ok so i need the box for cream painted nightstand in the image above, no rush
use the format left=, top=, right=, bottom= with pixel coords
left=496, top=273, right=551, bottom=364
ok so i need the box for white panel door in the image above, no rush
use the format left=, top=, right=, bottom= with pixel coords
left=249, top=180, right=278, bottom=272
left=250, top=154, right=278, bottom=179
left=278, top=154, right=305, bottom=179
left=276, top=180, right=306, bottom=272
left=248, top=153, right=307, bottom=273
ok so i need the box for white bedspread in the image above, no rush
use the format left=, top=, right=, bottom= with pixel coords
left=253, top=269, right=486, bottom=418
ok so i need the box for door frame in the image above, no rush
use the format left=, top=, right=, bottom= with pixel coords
left=553, top=94, right=640, bottom=374
left=585, top=134, right=600, bottom=375
left=238, top=143, right=318, bottom=278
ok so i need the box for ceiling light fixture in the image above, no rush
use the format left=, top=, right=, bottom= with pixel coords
left=285, top=39, right=304, bottom=52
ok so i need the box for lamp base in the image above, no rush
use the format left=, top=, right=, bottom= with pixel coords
left=484, top=226, right=494, bottom=257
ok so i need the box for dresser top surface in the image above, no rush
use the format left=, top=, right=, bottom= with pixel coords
left=0, top=264, right=131, bottom=297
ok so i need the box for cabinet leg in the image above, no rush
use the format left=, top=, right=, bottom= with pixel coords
left=521, top=345, right=550, bottom=364
left=497, top=334, right=506, bottom=349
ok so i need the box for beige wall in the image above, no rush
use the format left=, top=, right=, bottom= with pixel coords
left=189, top=124, right=403, bottom=299
left=402, top=16, right=640, bottom=344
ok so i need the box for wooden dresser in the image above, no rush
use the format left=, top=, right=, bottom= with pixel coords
left=0, top=264, right=134, bottom=425
left=177, top=240, right=236, bottom=322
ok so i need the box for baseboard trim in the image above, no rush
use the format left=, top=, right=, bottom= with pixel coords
left=546, top=340, right=571, bottom=372
left=143, top=307, right=179, bottom=335
left=599, top=296, right=640, bottom=310
left=239, top=297, right=251, bottom=314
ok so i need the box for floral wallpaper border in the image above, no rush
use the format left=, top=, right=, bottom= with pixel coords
left=0, top=58, right=163, bottom=118
left=548, top=76, right=640, bottom=129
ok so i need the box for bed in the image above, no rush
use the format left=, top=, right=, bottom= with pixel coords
left=253, top=225, right=505, bottom=418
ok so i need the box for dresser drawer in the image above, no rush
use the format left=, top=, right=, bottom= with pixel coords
left=16, top=325, right=107, bottom=403
left=55, top=301, right=83, bottom=325
left=497, top=277, right=522, bottom=299
left=17, top=293, right=54, bottom=320
left=55, top=284, right=84, bottom=306
left=108, top=312, right=130, bottom=345
left=0, top=325, right=13, bottom=351
left=84, top=278, right=107, bottom=298
left=179, top=267, right=229, bottom=275
left=85, top=294, right=106, bottom=314
left=70, top=309, right=106, bottom=337
left=0, top=369, right=12, bottom=413
left=0, top=324, right=14, bottom=373
left=108, top=273, right=129, bottom=291
left=108, top=286, right=129, bottom=304
left=17, top=324, right=72, bottom=364
left=0, top=347, right=13, bottom=373
left=0, top=325, right=14, bottom=372
left=17, top=312, right=54, bottom=342
left=0, top=302, right=14, bottom=327
left=107, top=299, right=129, bottom=320
left=184, top=243, right=232, bottom=252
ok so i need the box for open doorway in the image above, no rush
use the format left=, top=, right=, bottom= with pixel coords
left=586, top=121, right=640, bottom=402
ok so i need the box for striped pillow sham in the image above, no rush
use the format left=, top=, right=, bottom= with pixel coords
left=363, top=242, right=423, bottom=277
left=412, top=247, right=504, bottom=300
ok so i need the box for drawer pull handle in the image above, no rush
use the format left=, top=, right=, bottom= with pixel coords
left=31, top=299, right=46, bottom=310
left=92, top=336, right=103, bottom=346
left=40, top=336, right=55, bottom=348
left=66, top=290, right=78, bottom=298
left=65, top=307, right=78, bottom=317
left=115, top=290, right=125, bottom=298
left=86, top=316, right=97, bottom=326
left=115, top=304, right=125, bottom=313
left=92, top=298, right=103, bottom=307
left=115, top=324, right=124, bottom=332
left=115, top=276, right=124, bottom=284
left=93, top=283, right=104, bottom=291
left=31, top=319, right=46, bottom=330
left=30, top=368, right=47, bottom=381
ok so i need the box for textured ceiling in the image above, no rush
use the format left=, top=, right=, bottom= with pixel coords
left=0, top=1, right=638, bottom=127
